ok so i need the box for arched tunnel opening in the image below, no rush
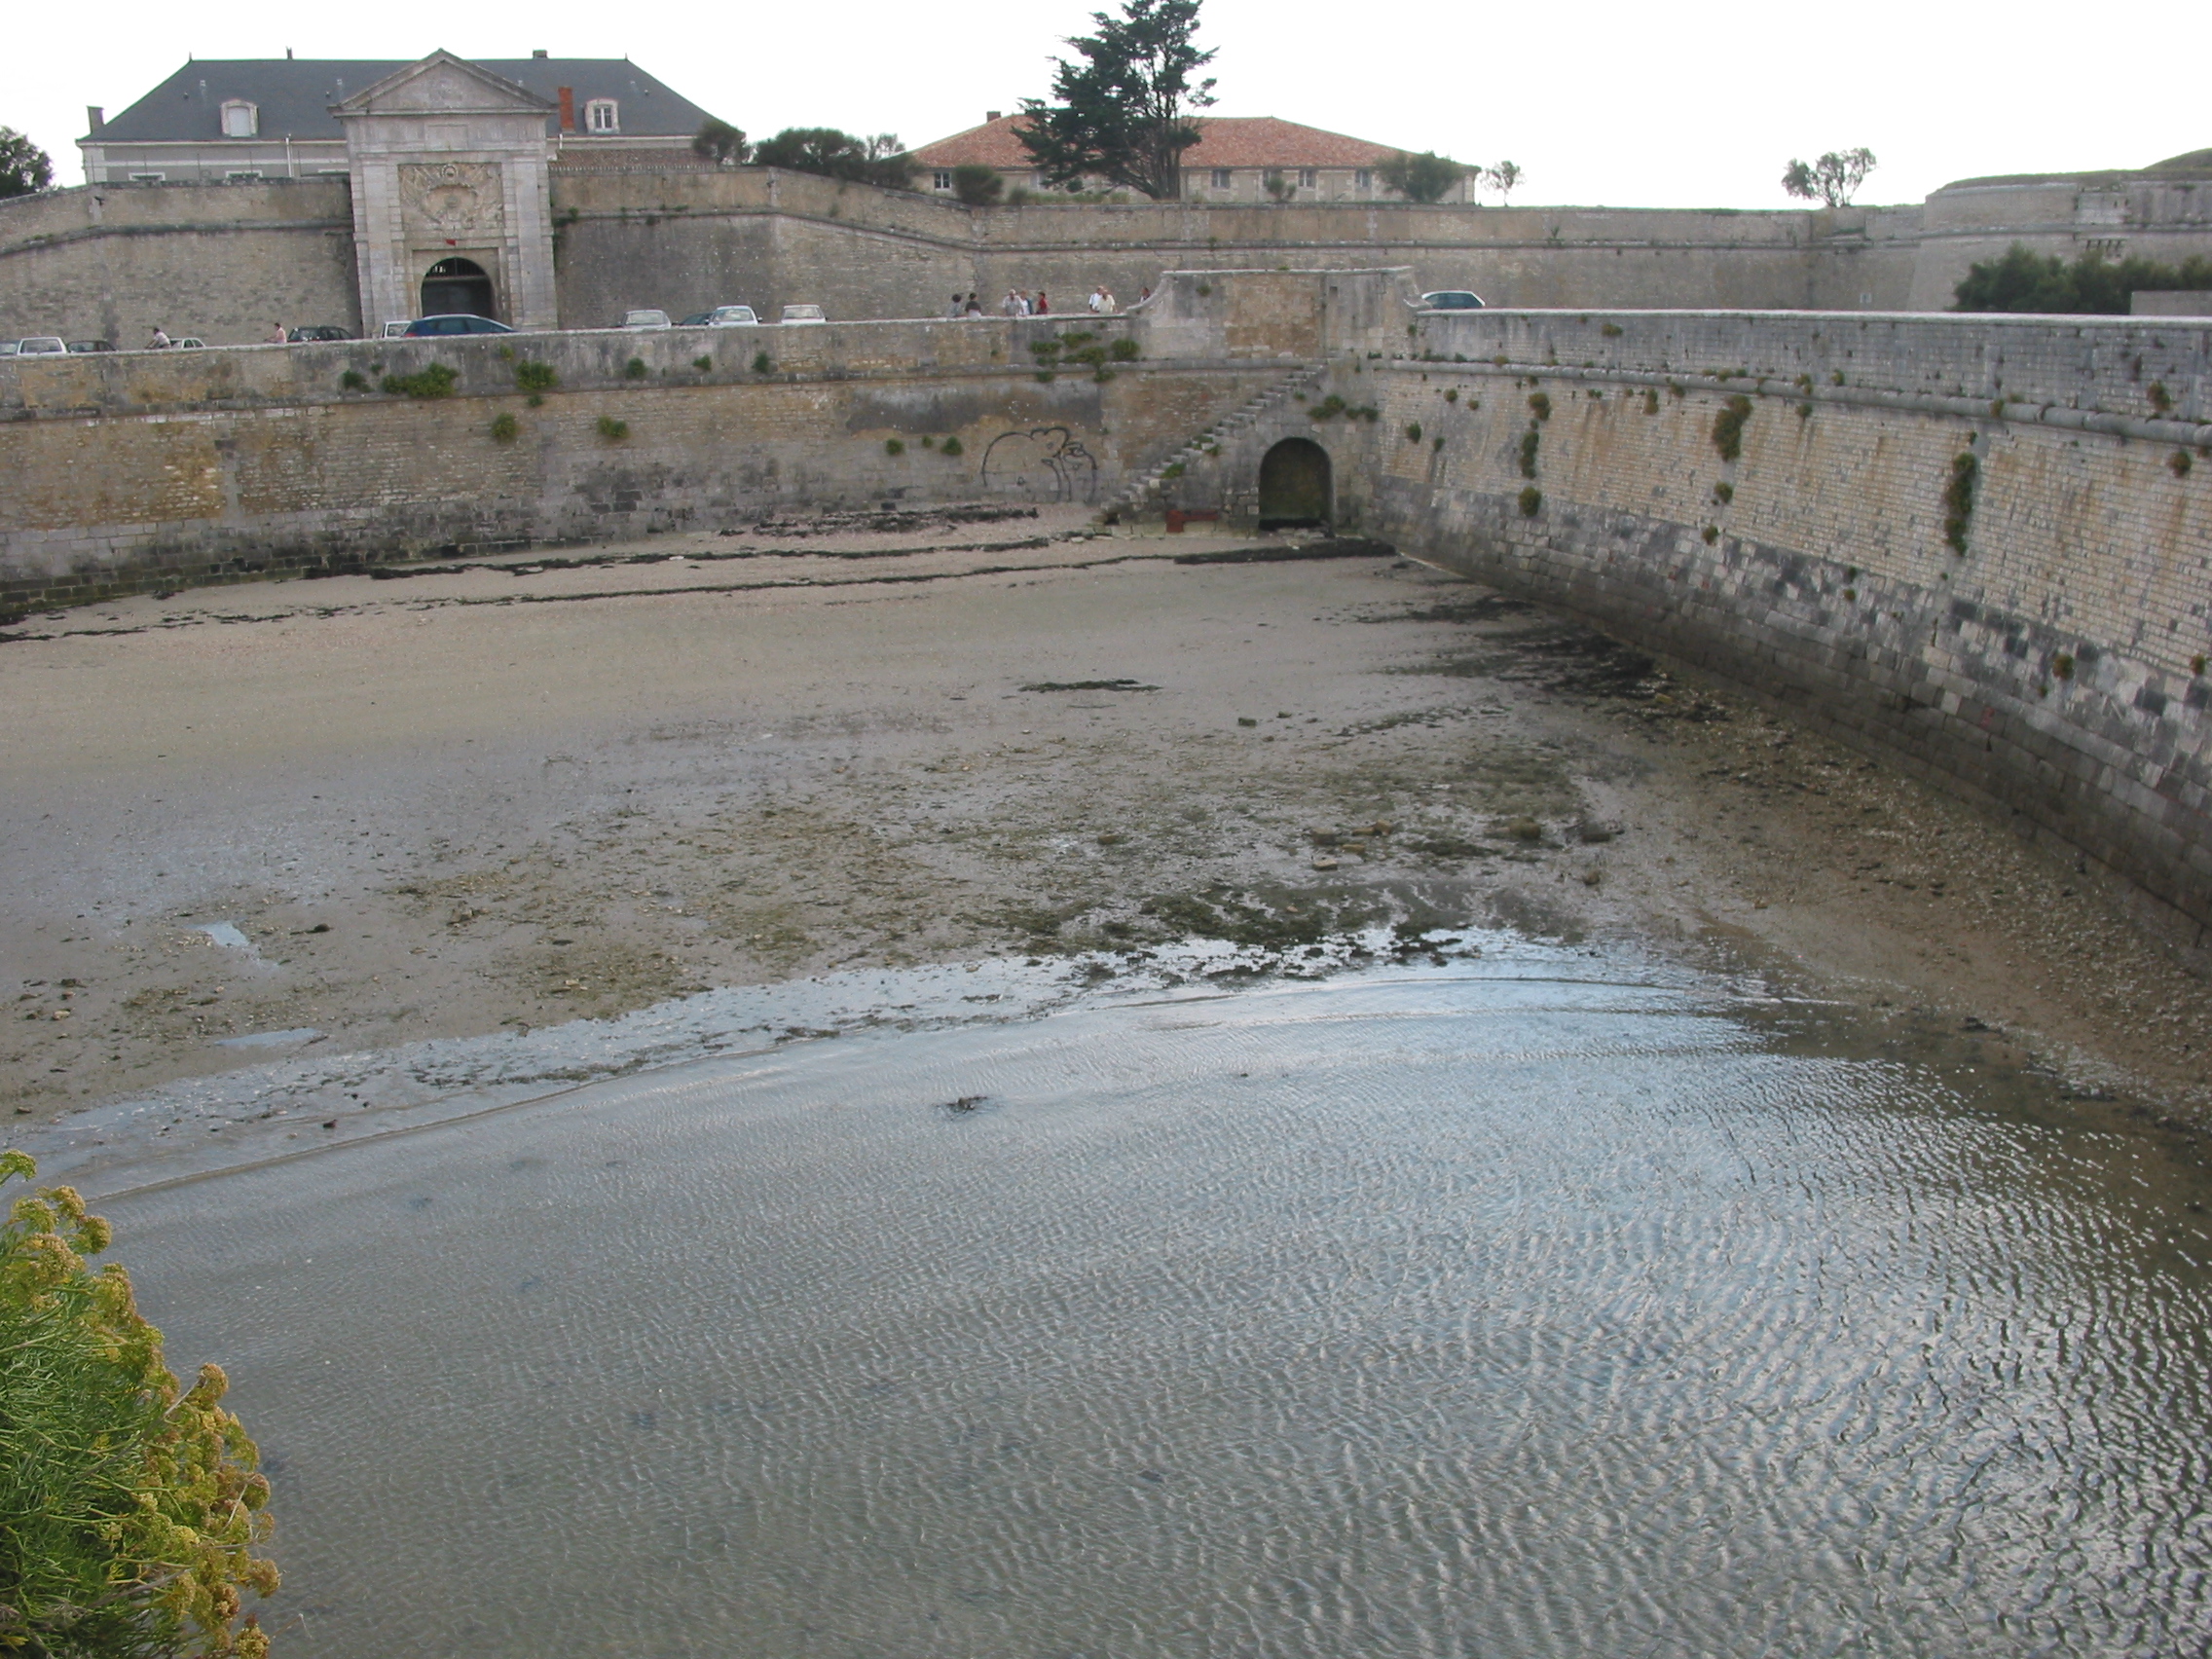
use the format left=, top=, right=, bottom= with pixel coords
left=1257, top=437, right=1331, bottom=531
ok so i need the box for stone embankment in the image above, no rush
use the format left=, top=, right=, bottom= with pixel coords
left=1157, top=293, right=2212, bottom=954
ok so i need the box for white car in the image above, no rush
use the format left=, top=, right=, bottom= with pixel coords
left=15, top=337, right=67, bottom=355
left=380, top=319, right=414, bottom=339
left=778, top=304, right=827, bottom=325
left=678, top=306, right=758, bottom=328
left=621, top=309, right=673, bottom=330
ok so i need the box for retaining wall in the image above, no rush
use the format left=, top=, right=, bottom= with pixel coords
left=0, top=289, right=1323, bottom=609
left=1158, top=310, right=2212, bottom=950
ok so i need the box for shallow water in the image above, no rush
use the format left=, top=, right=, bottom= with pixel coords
left=107, top=954, right=2212, bottom=1657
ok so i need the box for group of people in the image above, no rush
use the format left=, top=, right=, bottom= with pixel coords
left=946, top=284, right=1130, bottom=318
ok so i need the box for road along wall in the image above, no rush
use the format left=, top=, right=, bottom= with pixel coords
left=0, top=273, right=1365, bottom=609
left=1154, top=308, right=2212, bottom=951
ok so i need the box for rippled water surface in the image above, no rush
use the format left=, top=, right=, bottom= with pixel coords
left=109, top=958, right=2212, bottom=1657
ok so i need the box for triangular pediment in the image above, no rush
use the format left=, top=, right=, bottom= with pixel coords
left=333, top=51, right=553, bottom=117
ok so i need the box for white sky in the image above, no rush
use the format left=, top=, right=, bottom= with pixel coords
left=6, top=0, right=2203, bottom=208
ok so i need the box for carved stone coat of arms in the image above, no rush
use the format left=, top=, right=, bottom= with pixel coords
left=398, top=162, right=505, bottom=238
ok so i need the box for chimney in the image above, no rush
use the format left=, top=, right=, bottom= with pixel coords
left=86, top=105, right=104, bottom=134
left=533, top=48, right=548, bottom=57
left=558, top=87, right=575, bottom=131
left=986, top=111, right=1002, bottom=123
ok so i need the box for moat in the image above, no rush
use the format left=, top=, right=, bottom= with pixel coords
left=107, top=948, right=2212, bottom=1656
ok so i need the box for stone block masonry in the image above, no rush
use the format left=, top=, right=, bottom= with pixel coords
left=0, top=298, right=1301, bottom=611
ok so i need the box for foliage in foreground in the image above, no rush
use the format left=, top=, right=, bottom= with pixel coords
left=1017, top=0, right=1217, bottom=201
left=0, top=128, right=52, bottom=200
left=0, top=1153, right=276, bottom=1658
left=1953, top=242, right=2212, bottom=313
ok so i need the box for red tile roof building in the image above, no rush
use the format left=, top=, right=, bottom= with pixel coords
left=910, top=115, right=1473, bottom=204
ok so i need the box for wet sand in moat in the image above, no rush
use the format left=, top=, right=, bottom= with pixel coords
left=3, top=502, right=2207, bottom=1130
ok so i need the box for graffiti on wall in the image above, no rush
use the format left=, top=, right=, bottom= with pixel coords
left=979, top=427, right=1098, bottom=504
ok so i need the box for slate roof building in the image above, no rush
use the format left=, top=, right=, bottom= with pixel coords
left=910, top=114, right=1472, bottom=203
left=79, top=52, right=719, bottom=184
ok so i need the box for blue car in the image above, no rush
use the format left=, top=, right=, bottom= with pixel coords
left=403, top=314, right=516, bottom=337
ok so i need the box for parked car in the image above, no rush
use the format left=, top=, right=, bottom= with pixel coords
left=380, top=320, right=414, bottom=339
left=621, top=309, right=673, bottom=330
left=403, top=314, right=516, bottom=337
left=15, top=337, right=68, bottom=355
left=288, top=324, right=352, bottom=343
left=66, top=340, right=116, bottom=353
left=174, top=338, right=206, bottom=349
left=1417, top=290, right=1486, bottom=311
left=0, top=342, right=17, bottom=356
left=677, top=305, right=758, bottom=328
left=778, top=304, right=827, bottom=325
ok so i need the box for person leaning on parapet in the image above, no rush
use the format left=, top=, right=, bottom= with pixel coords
left=1088, top=285, right=1106, bottom=313
left=1002, top=289, right=1028, bottom=317
left=947, top=293, right=967, bottom=318
left=148, top=326, right=170, bottom=350
left=267, top=322, right=289, bottom=344
left=964, top=292, right=983, bottom=316
left=1034, top=290, right=1051, bottom=315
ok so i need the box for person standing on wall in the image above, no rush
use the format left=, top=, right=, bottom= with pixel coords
left=1034, top=290, right=1050, bottom=314
left=267, top=322, right=288, bottom=344
left=948, top=294, right=967, bottom=318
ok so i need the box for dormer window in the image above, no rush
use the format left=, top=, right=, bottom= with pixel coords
left=585, top=99, right=619, bottom=133
left=221, top=99, right=258, bottom=138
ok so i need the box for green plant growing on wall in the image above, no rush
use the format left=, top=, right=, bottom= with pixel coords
left=490, top=412, right=519, bottom=443
left=380, top=362, right=458, bottom=399
left=1711, top=393, right=1753, bottom=461
left=597, top=416, right=629, bottom=442
left=1109, top=337, right=1139, bottom=361
left=1405, top=422, right=1422, bottom=443
left=1829, top=370, right=1846, bottom=387
left=692, top=355, right=713, bottom=373
left=339, top=369, right=367, bottom=391
left=1942, top=449, right=1978, bottom=552
left=0, top=1152, right=279, bottom=1659
left=1195, top=282, right=1212, bottom=297
left=1432, top=435, right=1445, bottom=452
left=1443, top=387, right=1457, bottom=403
left=1797, top=401, right=1814, bottom=420
left=2149, top=381, right=2174, bottom=415
left=1527, top=391, right=1552, bottom=423
left=885, top=438, right=905, bottom=456
left=1601, top=321, right=1623, bottom=338
left=1642, top=388, right=1660, bottom=415
left=1161, top=461, right=1185, bottom=479
left=1518, top=426, right=1540, bottom=479
left=513, top=360, right=557, bottom=407
left=2193, top=653, right=2207, bottom=675
left=1713, top=482, right=1733, bottom=504
left=2173, top=449, right=2194, bottom=478
left=752, top=352, right=772, bottom=374
left=919, top=434, right=935, bottom=448
left=942, top=435, right=964, bottom=457
left=2052, top=651, right=2075, bottom=681
left=1703, top=525, right=1720, bottom=543
left=1518, top=486, right=1542, bottom=516
left=622, top=357, right=648, bottom=380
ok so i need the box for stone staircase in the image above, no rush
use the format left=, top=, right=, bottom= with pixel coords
left=1101, top=364, right=1324, bottom=520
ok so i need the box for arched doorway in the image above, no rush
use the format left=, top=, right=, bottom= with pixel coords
left=1258, top=438, right=1331, bottom=530
left=420, top=257, right=496, bottom=319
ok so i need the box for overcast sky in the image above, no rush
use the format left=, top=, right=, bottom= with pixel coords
left=6, top=0, right=2203, bottom=208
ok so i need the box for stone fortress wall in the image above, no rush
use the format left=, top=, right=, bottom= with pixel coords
left=11, top=156, right=2212, bottom=348
left=0, top=298, right=1317, bottom=608
left=1147, top=277, right=2212, bottom=952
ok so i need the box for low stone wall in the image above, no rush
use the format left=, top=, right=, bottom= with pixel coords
left=1153, top=310, right=2212, bottom=951
left=0, top=306, right=1293, bottom=610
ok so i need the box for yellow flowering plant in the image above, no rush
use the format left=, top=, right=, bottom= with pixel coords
left=0, top=1152, right=277, bottom=1658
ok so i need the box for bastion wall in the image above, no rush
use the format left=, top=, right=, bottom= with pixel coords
left=1155, top=299, right=2212, bottom=949
left=0, top=276, right=1353, bottom=608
